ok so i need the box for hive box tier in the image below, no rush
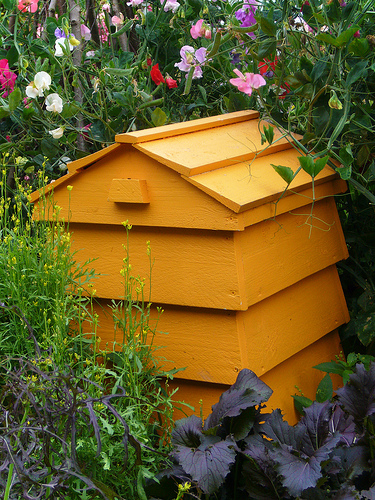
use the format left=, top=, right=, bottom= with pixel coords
left=30, top=110, right=350, bottom=421
left=67, top=196, right=347, bottom=311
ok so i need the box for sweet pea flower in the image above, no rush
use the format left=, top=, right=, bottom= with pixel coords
left=102, top=3, right=110, bottom=11
left=81, top=24, right=91, bottom=41
left=166, top=76, right=178, bottom=88
left=229, top=69, right=266, bottom=95
left=235, top=1, right=258, bottom=39
left=162, top=0, right=180, bottom=13
left=112, top=15, right=124, bottom=27
left=150, top=64, right=165, bottom=85
left=45, top=93, right=63, bottom=113
left=26, top=71, right=51, bottom=99
left=175, top=46, right=207, bottom=79
left=55, top=37, right=74, bottom=56
left=49, top=127, right=64, bottom=139
left=190, top=19, right=211, bottom=39
left=126, top=0, right=143, bottom=6
left=0, top=60, right=17, bottom=97
left=17, top=0, right=38, bottom=13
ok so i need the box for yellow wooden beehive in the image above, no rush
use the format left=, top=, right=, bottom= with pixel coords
left=31, top=110, right=349, bottom=423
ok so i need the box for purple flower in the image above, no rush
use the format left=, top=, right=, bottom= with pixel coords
left=235, top=1, right=257, bottom=39
left=230, top=51, right=241, bottom=65
left=54, top=28, right=67, bottom=39
left=175, top=45, right=207, bottom=79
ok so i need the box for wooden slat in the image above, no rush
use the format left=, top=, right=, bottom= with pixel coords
left=108, top=178, right=149, bottom=203
left=115, top=110, right=259, bottom=143
left=183, top=148, right=338, bottom=213
left=85, top=265, right=349, bottom=385
left=134, top=119, right=293, bottom=177
left=236, top=196, right=349, bottom=308
left=168, top=329, right=343, bottom=424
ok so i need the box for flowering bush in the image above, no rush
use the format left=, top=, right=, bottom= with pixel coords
left=0, top=0, right=374, bottom=352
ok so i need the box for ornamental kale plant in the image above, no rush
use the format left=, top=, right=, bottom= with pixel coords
left=147, top=365, right=375, bottom=499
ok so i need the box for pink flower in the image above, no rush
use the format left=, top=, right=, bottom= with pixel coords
left=229, top=69, right=266, bottom=95
left=161, top=0, right=180, bottom=13
left=353, top=30, right=360, bottom=38
left=17, top=0, right=38, bottom=12
left=112, top=15, right=123, bottom=27
left=190, top=19, right=211, bottom=39
left=81, top=24, right=91, bottom=41
left=0, top=59, right=17, bottom=97
left=175, top=46, right=207, bottom=79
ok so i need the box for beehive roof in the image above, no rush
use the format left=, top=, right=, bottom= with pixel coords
left=30, top=110, right=345, bottom=220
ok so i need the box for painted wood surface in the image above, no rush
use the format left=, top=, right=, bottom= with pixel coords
left=168, top=329, right=343, bottom=425
left=68, top=197, right=348, bottom=310
left=107, top=178, right=150, bottom=203
left=115, top=109, right=259, bottom=144
left=86, top=264, right=348, bottom=385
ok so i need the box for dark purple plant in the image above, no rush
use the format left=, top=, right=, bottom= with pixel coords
left=147, top=364, right=375, bottom=499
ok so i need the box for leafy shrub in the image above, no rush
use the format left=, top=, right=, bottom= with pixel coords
left=147, top=365, right=375, bottom=499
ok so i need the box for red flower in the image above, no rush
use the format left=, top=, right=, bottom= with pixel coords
left=166, top=77, right=178, bottom=89
left=258, top=58, right=277, bottom=76
left=147, top=57, right=152, bottom=66
left=150, top=64, right=165, bottom=85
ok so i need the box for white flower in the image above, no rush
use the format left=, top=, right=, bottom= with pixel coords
left=45, top=93, right=63, bottom=113
left=55, top=37, right=74, bottom=57
left=34, top=72, right=51, bottom=92
left=49, top=127, right=64, bottom=139
left=25, top=84, right=39, bottom=99
left=25, top=71, right=52, bottom=99
left=163, top=0, right=180, bottom=12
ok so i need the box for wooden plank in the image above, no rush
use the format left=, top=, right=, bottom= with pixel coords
left=69, top=198, right=347, bottom=310
left=240, top=178, right=347, bottom=227
left=183, top=148, right=339, bottom=213
left=108, top=178, right=149, bottom=203
left=236, top=197, right=349, bottom=308
left=84, top=265, right=349, bottom=385
left=168, top=329, right=343, bottom=424
left=70, top=224, right=244, bottom=310
left=115, top=110, right=259, bottom=143
left=134, top=119, right=293, bottom=177
left=237, top=265, right=349, bottom=377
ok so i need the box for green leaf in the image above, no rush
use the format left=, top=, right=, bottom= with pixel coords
left=151, top=107, right=167, bottom=127
left=339, top=144, right=354, bottom=167
left=348, top=38, right=370, bottom=57
left=0, top=105, right=10, bottom=119
left=260, top=15, right=276, bottom=36
left=8, top=88, right=22, bottom=112
left=336, top=164, right=352, bottom=180
left=292, top=395, right=313, bottom=415
left=271, top=164, right=294, bottom=184
left=104, top=67, right=134, bottom=77
left=1, top=0, right=15, bottom=9
left=316, top=25, right=360, bottom=47
left=258, top=39, right=276, bottom=60
left=41, top=138, right=58, bottom=159
left=313, top=361, right=346, bottom=375
left=315, top=374, right=333, bottom=403
left=346, top=60, right=368, bottom=88
left=263, top=124, right=274, bottom=144
left=298, top=155, right=328, bottom=177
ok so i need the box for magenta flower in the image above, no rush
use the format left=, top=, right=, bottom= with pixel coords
left=235, top=1, right=257, bottom=39
left=0, top=59, right=17, bottom=97
left=190, top=19, right=212, bottom=39
left=229, top=69, right=266, bottom=95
